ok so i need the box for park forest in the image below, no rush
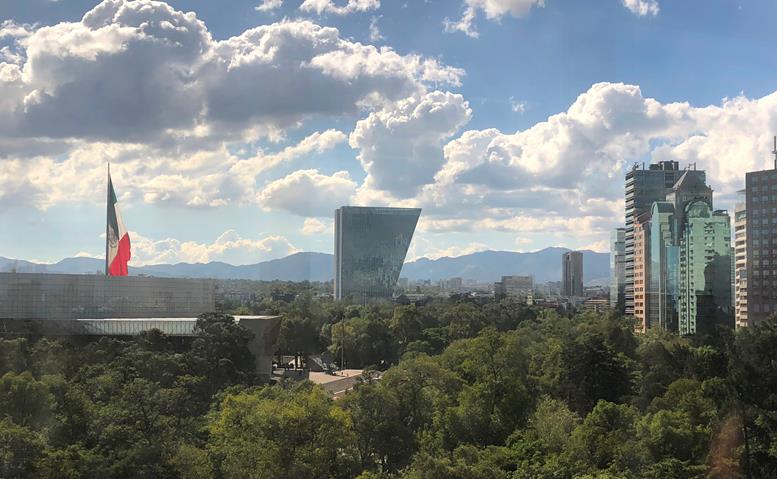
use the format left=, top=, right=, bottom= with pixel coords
left=1, top=282, right=777, bottom=479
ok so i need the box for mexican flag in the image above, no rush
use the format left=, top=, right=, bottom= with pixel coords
left=106, top=171, right=131, bottom=276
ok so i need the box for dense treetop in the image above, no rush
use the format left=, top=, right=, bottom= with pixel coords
left=1, top=290, right=776, bottom=478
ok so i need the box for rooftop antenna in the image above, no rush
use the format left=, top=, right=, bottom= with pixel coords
left=773, top=135, right=777, bottom=170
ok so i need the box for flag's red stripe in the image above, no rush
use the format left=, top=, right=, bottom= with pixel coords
left=108, top=233, right=131, bottom=276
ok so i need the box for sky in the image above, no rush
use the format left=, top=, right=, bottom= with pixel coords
left=2, top=0, right=777, bottom=266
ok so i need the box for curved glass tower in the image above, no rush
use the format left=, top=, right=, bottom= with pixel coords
left=334, top=206, right=421, bottom=302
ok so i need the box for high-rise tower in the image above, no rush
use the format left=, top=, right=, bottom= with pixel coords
left=741, top=136, right=777, bottom=326
left=610, top=228, right=626, bottom=310
left=562, top=251, right=584, bottom=297
left=334, top=206, right=420, bottom=302
left=624, top=162, right=705, bottom=316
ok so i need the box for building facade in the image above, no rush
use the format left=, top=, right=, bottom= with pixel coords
left=677, top=201, right=732, bottom=335
left=648, top=201, right=679, bottom=332
left=495, top=275, right=533, bottom=299
left=610, top=228, right=626, bottom=311
left=0, top=273, right=215, bottom=320
left=744, top=168, right=777, bottom=325
left=634, top=167, right=734, bottom=335
left=734, top=190, right=748, bottom=328
left=562, top=251, right=584, bottom=297
left=624, top=161, right=704, bottom=315
left=334, top=206, right=421, bottom=301
left=633, top=214, right=650, bottom=333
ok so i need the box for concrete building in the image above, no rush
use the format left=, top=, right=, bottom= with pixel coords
left=0, top=272, right=281, bottom=380
left=562, top=251, right=584, bottom=297
left=610, top=228, right=626, bottom=311
left=495, top=275, right=533, bottom=299
left=0, top=272, right=215, bottom=319
left=334, top=206, right=421, bottom=301
left=677, top=201, right=733, bottom=335
left=633, top=213, right=650, bottom=333
left=744, top=162, right=777, bottom=325
left=734, top=190, right=748, bottom=328
left=625, top=161, right=704, bottom=315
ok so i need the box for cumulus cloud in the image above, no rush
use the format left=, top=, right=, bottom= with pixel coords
left=350, top=91, right=472, bottom=197
left=301, top=217, right=329, bottom=235
left=255, top=0, right=283, bottom=12
left=257, top=169, right=358, bottom=217
left=368, top=82, right=777, bottom=246
left=130, top=229, right=299, bottom=265
left=0, top=0, right=461, bottom=144
left=0, top=129, right=345, bottom=211
left=299, top=0, right=380, bottom=15
left=445, top=0, right=545, bottom=38
left=622, top=0, right=659, bottom=17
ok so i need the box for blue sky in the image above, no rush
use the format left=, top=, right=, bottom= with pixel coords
left=1, top=0, right=777, bottom=265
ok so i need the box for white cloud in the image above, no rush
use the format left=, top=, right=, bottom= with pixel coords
left=407, top=236, right=489, bottom=261
left=445, top=0, right=545, bottom=38
left=130, top=229, right=299, bottom=265
left=301, top=217, right=329, bottom=235
left=299, top=0, right=380, bottom=15
left=362, top=82, right=777, bottom=249
left=369, top=15, right=384, bottom=42
left=510, top=97, right=526, bottom=114
left=0, top=129, right=345, bottom=211
left=622, top=0, right=659, bottom=17
left=446, top=0, right=656, bottom=38
left=257, top=169, right=358, bottom=217
left=0, top=1, right=462, bottom=144
left=255, top=0, right=284, bottom=12
left=350, top=91, right=472, bottom=197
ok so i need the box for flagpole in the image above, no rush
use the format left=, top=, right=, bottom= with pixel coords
left=105, top=162, right=110, bottom=276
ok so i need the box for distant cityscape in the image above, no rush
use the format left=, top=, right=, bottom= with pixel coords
left=8, top=141, right=777, bottom=337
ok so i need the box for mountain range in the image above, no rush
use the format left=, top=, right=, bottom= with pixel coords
left=0, top=247, right=609, bottom=285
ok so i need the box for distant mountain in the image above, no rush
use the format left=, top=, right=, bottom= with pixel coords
left=401, top=247, right=609, bottom=283
left=1, top=247, right=609, bottom=284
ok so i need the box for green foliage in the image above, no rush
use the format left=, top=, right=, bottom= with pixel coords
left=1, top=300, right=776, bottom=478
left=0, top=418, right=43, bottom=479
left=208, top=383, right=357, bottom=479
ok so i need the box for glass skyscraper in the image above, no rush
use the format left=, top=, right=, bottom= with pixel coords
left=624, top=161, right=704, bottom=316
left=639, top=170, right=733, bottom=335
left=677, top=201, right=732, bottom=335
left=610, top=228, right=626, bottom=310
left=562, top=251, right=584, bottom=297
left=334, top=206, right=421, bottom=301
left=648, top=201, right=679, bottom=331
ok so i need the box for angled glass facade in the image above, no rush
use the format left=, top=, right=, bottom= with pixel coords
left=334, top=206, right=421, bottom=301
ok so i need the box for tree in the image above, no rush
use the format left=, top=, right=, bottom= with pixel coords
left=208, top=383, right=357, bottom=479
left=342, top=382, right=415, bottom=472
left=570, top=400, right=646, bottom=474
left=0, top=371, right=53, bottom=429
left=189, top=313, right=256, bottom=395
left=0, top=419, right=43, bottom=479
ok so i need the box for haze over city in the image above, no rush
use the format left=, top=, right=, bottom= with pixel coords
left=2, top=0, right=777, bottom=267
